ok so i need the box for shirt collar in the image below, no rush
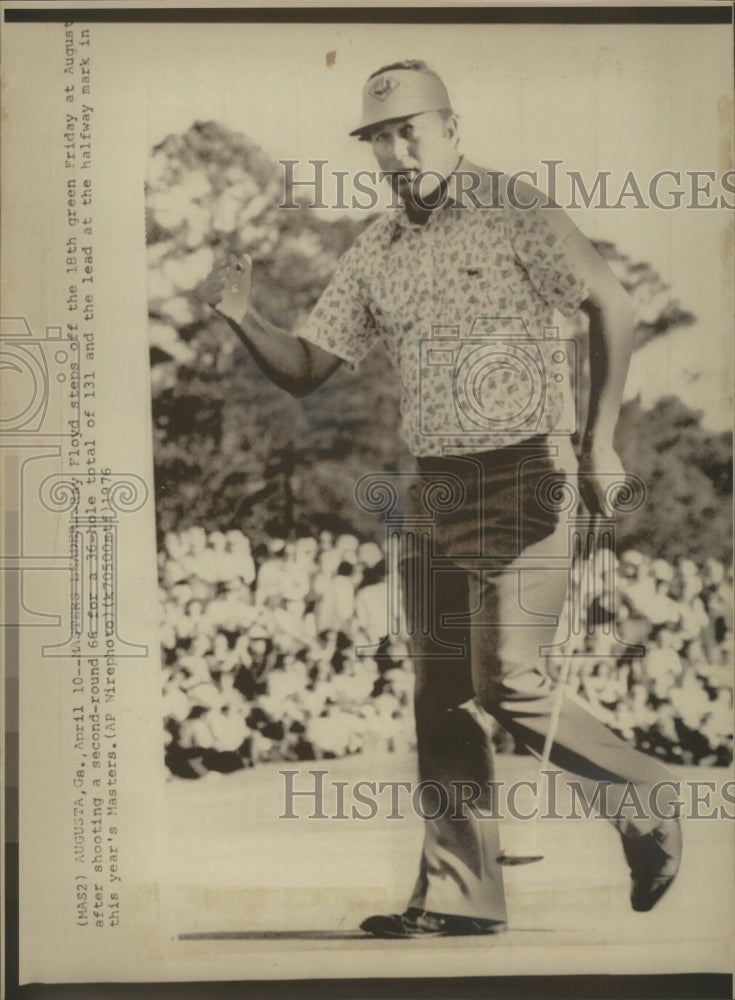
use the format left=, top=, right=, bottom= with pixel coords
left=385, top=157, right=498, bottom=246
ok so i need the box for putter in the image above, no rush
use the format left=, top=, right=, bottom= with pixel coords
left=497, top=521, right=599, bottom=866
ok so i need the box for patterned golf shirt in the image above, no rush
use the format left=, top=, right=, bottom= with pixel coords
left=296, top=159, right=589, bottom=457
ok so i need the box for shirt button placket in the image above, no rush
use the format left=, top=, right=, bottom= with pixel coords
left=421, top=223, right=442, bottom=334
left=405, top=229, right=427, bottom=338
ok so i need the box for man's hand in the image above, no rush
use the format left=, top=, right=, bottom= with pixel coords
left=577, top=441, right=628, bottom=519
left=200, top=253, right=252, bottom=324
left=196, top=250, right=344, bottom=397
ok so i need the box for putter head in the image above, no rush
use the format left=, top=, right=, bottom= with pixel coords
left=496, top=853, right=545, bottom=866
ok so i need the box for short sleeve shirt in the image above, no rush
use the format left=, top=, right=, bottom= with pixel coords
left=296, top=162, right=588, bottom=457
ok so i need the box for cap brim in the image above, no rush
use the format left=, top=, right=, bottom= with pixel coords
left=348, top=113, right=424, bottom=139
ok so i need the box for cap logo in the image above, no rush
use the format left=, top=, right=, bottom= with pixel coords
left=368, top=75, right=399, bottom=101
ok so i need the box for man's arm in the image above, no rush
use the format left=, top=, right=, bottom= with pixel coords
left=200, top=254, right=344, bottom=397
left=224, top=305, right=344, bottom=398
left=562, top=229, right=635, bottom=516
left=576, top=245, right=636, bottom=449
left=508, top=183, right=636, bottom=516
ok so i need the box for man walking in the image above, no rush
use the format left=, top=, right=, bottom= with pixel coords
left=202, top=60, right=681, bottom=938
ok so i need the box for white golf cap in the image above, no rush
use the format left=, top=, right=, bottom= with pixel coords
left=350, top=63, right=452, bottom=138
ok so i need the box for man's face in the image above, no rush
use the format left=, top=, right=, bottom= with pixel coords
left=368, top=111, right=458, bottom=202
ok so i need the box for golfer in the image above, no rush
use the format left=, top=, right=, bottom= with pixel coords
left=202, top=60, right=681, bottom=938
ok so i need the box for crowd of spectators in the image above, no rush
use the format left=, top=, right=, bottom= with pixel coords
left=160, top=527, right=733, bottom=778
left=562, top=548, right=733, bottom=767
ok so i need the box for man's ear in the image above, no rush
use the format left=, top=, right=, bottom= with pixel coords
left=445, top=114, right=460, bottom=145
